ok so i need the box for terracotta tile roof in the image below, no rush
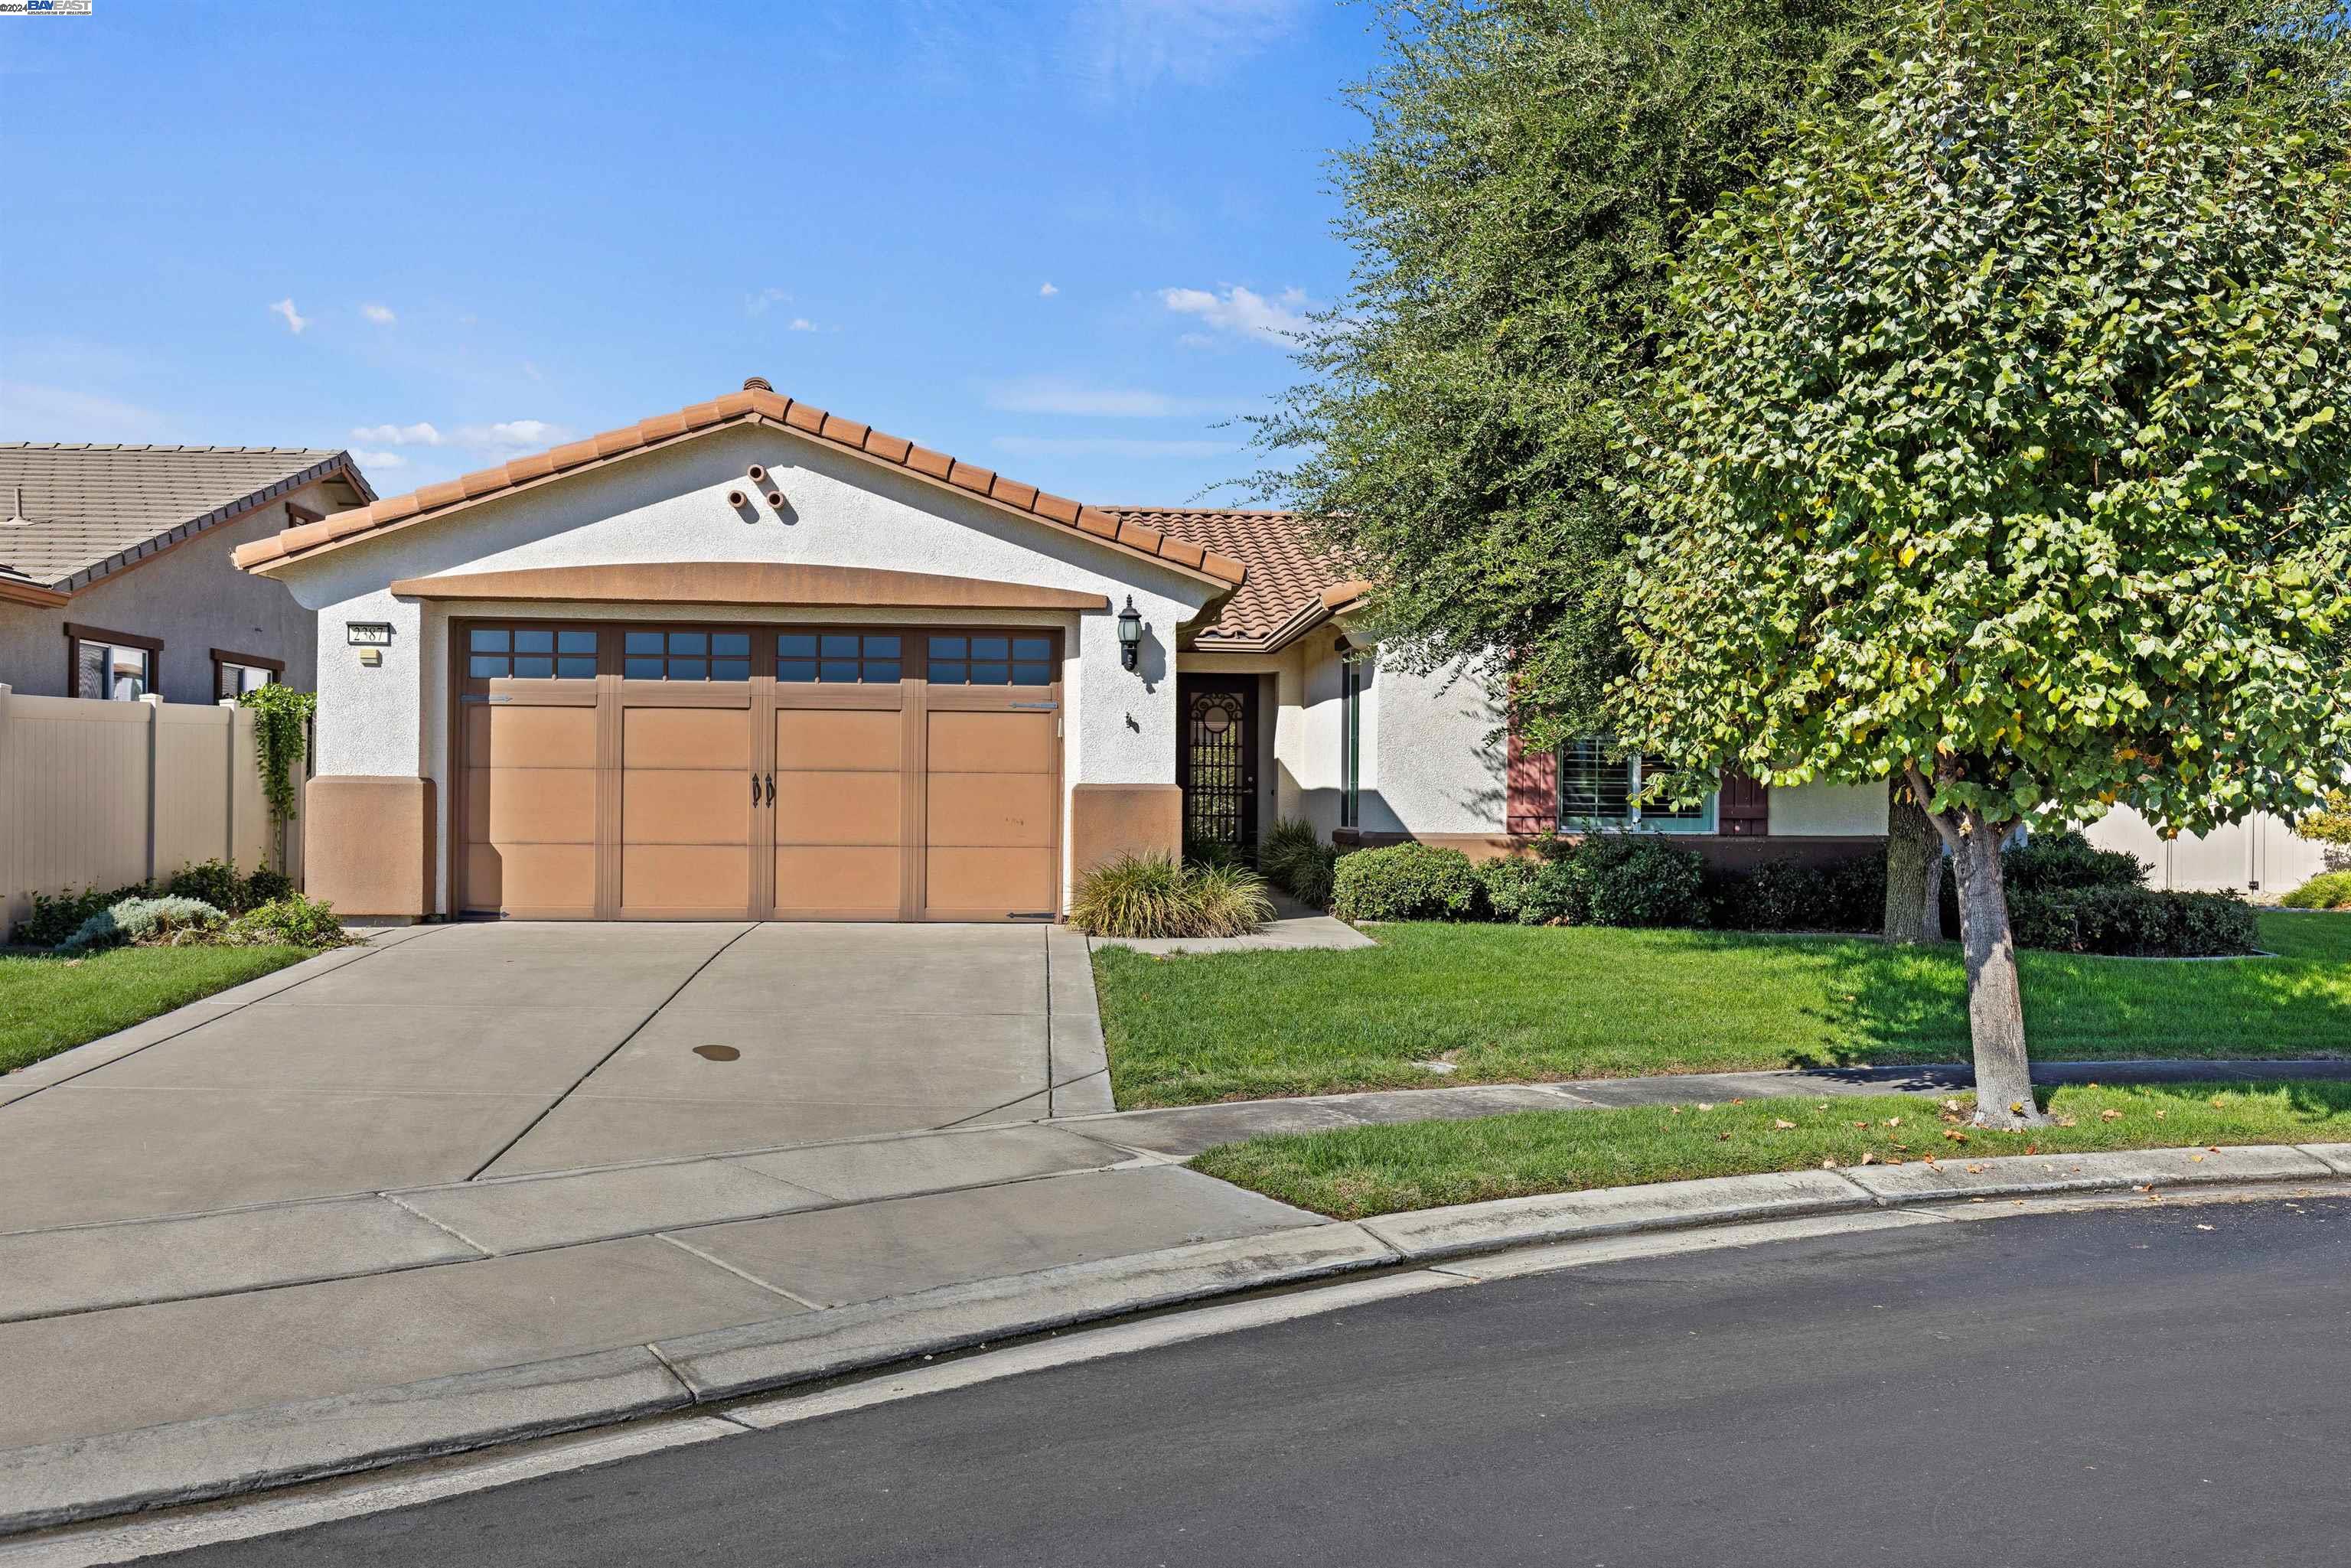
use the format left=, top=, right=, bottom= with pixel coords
left=231, top=388, right=1247, bottom=588
left=0, top=445, right=373, bottom=592
left=1110, top=509, right=1362, bottom=650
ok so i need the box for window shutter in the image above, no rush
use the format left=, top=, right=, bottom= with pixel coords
left=1505, top=727, right=1558, bottom=835
left=1720, top=773, right=1769, bottom=836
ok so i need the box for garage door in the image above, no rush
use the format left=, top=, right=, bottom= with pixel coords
left=456, top=622, right=1061, bottom=921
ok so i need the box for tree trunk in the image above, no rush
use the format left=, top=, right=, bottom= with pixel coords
left=1947, top=808, right=2044, bottom=1128
left=1882, top=781, right=1942, bottom=944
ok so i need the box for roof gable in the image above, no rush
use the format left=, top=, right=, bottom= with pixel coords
left=1120, top=508, right=1361, bottom=650
left=233, top=388, right=1247, bottom=590
left=0, top=445, right=371, bottom=593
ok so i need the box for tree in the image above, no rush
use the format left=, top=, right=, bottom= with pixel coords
left=1616, top=0, right=2351, bottom=1125
left=1250, top=0, right=1873, bottom=742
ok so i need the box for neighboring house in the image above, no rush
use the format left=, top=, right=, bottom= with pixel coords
left=229, top=380, right=1885, bottom=924
left=0, top=445, right=375, bottom=705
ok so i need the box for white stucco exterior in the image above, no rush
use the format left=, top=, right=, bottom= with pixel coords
left=267, top=424, right=1218, bottom=914
left=1768, top=778, right=1891, bottom=838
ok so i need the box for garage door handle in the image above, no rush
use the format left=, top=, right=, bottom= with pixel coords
left=751, top=774, right=761, bottom=805
left=765, top=773, right=774, bottom=806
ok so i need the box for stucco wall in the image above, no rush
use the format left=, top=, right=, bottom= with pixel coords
left=0, top=483, right=328, bottom=703
left=1366, top=651, right=1507, bottom=836
left=269, top=425, right=1216, bottom=914
left=1769, top=779, right=1890, bottom=837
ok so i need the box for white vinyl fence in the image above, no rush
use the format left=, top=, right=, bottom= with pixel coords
left=0, top=683, right=302, bottom=935
left=2082, top=804, right=2330, bottom=896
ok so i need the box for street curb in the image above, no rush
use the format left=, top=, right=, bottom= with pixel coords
left=6, top=1142, right=2349, bottom=1537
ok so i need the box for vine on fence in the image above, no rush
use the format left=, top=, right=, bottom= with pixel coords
left=237, top=684, right=315, bottom=867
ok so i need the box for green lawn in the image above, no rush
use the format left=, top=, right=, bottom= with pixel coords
left=1095, top=911, right=2351, bottom=1108
left=0, top=945, right=310, bottom=1076
left=1192, top=1081, right=2351, bottom=1218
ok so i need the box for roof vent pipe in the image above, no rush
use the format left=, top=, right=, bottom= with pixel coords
left=1, top=486, right=27, bottom=526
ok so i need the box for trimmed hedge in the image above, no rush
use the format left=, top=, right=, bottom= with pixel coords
left=1331, top=843, right=1482, bottom=922
left=2008, top=885, right=2258, bottom=957
left=2281, top=870, right=2351, bottom=911
left=1707, top=849, right=1886, bottom=933
left=1547, top=834, right=1710, bottom=928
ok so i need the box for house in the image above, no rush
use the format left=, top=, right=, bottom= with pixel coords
left=229, top=380, right=1886, bottom=923
left=0, top=445, right=376, bottom=704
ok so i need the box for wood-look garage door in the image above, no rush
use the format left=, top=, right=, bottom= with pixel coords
left=455, top=622, right=1060, bottom=921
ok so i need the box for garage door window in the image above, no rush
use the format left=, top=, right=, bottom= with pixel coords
left=778, top=632, right=902, bottom=683
left=470, top=627, right=598, bottom=679
left=624, top=629, right=750, bottom=680
left=928, top=634, right=1052, bottom=686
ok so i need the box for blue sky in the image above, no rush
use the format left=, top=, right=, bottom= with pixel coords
left=3, top=1, right=1379, bottom=505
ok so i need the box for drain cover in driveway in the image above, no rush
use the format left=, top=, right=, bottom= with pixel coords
left=693, top=1045, right=741, bottom=1061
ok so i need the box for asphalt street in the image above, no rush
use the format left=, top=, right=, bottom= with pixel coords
left=148, top=1195, right=2351, bottom=1567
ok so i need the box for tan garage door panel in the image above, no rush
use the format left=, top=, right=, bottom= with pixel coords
left=775, top=771, right=902, bottom=844
left=927, top=773, right=1055, bottom=848
left=461, top=701, right=598, bottom=916
left=924, top=706, right=1058, bottom=918
left=928, top=710, right=1055, bottom=772
left=465, top=704, right=597, bottom=769
left=619, top=704, right=752, bottom=917
left=928, top=847, right=1057, bottom=913
left=464, top=843, right=596, bottom=914
left=774, top=846, right=902, bottom=912
left=775, top=706, right=904, bottom=917
left=777, top=709, right=900, bottom=771
left=470, top=766, right=597, bottom=846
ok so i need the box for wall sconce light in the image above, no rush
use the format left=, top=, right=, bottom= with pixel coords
left=1117, top=596, right=1143, bottom=672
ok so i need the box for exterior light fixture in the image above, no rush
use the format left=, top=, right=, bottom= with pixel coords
left=1117, top=596, right=1143, bottom=671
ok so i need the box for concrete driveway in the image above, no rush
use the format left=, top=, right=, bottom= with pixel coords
left=0, top=921, right=1095, bottom=1231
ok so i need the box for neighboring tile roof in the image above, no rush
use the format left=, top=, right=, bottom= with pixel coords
left=0, top=444, right=374, bottom=593
left=231, top=387, right=1247, bottom=588
left=1113, top=509, right=1364, bottom=649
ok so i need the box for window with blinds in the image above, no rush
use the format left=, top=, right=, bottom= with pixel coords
left=1557, top=740, right=1714, bottom=831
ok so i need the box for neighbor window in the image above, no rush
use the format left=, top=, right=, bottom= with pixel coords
left=212, top=650, right=283, bottom=701
left=1339, top=647, right=1365, bottom=829
left=926, top=634, right=1053, bottom=686
left=622, top=629, right=745, bottom=680
left=1558, top=739, right=1714, bottom=832
left=778, top=632, right=902, bottom=683
left=470, top=627, right=598, bottom=680
left=66, top=624, right=160, bottom=701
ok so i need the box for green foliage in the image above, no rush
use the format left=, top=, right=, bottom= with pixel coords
left=238, top=683, right=315, bottom=834
left=2291, top=790, right=2351, bottom=856
left=1330, top=843, right=1482, bottom=922
left=1547, top=835, right=1710, bottom=928
left=1475, top=856, right=1541, bottom=924
left=225, top=894, right=354, bottom=949
left=1619, top=0, right=2351, bottom=845
left=2000, top=831, right=2147, bottom=895
left=1708, top=852, right=1886, bottom=932
left=241, top=866, right=296, bottom=907
left=1260, top=819, right=1340, bottom=908
left=2006, top=886, right=2258, bottom=957
left=1068, top=855, right=1273, bottom=940
left=60, top=896, right=227, bottom=954
left=11, top=883, right=148, bottom=949
left=163, top=859, right=243, bottom=912
left=1250, top=0, right=1874, bottom=742
left=2280, top=871, right=2351, bottom=910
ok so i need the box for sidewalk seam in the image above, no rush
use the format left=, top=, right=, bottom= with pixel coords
left=379, top=1193, right=498, bottom=1258
left=651, top=1231, right=826, bottom=1312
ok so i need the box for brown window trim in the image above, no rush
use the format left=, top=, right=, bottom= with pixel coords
left=64, top=622, right=165, bottom=699
left=210, top=647, right=285, bottom=675
left=285, top=501, right=324, bottom=526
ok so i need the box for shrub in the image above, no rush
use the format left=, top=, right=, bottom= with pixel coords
left=2007, top=885, right=2258, bottom=957
left=1260, top=820, right=1339, bottom=908
left=226, top=893, right=354, bottom=948
left=2002, top=829, right=2147, bottom=895
left=1330, top=843, right=1481, bottom=922
left=165, top=859, right=244, bottom=911
left=60, top=896, right=227, bottom=954
left=1710, top=849, right=1886, bottom=932
left=2281, top=871, right=2351, bottom=911
left=1550, top=835, right=1709, bottom=928
left=240, top=866, right=297, bottom=908
left=1069, top=855, right=1273, bottom=939
left=1476, top=856, right=1541, bottom=924
left=11, top=882, right=148, bottom=948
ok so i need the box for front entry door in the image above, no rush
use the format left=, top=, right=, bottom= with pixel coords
left=1177, top=676, right=1257, bottom=858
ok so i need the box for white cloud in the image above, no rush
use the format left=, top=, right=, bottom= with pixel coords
left=984, top=376, right=1230, bottom=419
left=787, top=317, right=817, bottom=332
left=1067, top=0, right=1306, bottom=98
left=360, top=303, right=396, bottom=325
left=1039, top=282, right=1060, bottom=297
left=351, top=421, right=445, bottom=446
left=269, top=298, right=308, bottom=334
left=350, top=449, right=407, bottom=470
left=747, top=288, right=792, bottom=316
left=1159, top=284, right=1313, bottom=346
left=991, top=435, right=1239, bottom=459
left=477, top=419, right=563, bottom=447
